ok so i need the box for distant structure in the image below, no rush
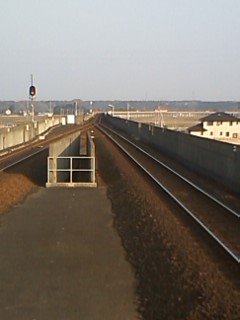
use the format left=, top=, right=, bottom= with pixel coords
left=188, top=112, right=240, bottom=140
left=5, top=109, right=12, bottom=115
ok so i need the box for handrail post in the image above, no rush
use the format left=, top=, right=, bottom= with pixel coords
left=70, top=157, right=72, bottom=183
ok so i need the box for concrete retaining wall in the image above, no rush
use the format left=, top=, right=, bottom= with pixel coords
left=48, top=131, right=81, bottom=184
left=87, top=131, right=96, bottom=183
left=104, top=115, right=240, bottom=194
left=46, top=130, right=97, bottom=187
left=0, top=116, right=62, bottom=152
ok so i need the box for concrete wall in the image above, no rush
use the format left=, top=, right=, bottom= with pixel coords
left=37, top=117, right=60, bottom=135
left=0, top=116, right=62, bottom=152
left=87, top=131, right=96, bottom=183
left=104, top=115, right=240, bottom=194
left=47, top=130, right=97, bottom=187
left=48, top=131, right=81, bottom=183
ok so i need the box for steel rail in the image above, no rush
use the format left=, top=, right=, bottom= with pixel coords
left=101, top=124, right=240, bottom=219
left=0, top=121, right=95, bottom=172
left=0, top=121, right=94, bottom=161
left=97, top=124, right=240, bottom=264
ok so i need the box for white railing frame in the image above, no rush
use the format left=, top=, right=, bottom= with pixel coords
left=47, top=156, right=95, bottom=183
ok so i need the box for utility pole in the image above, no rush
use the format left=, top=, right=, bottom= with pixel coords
left=75, top=100, right=78, bottom=116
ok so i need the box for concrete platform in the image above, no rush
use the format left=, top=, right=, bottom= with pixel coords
left=0, top=187, right=139, bottom=320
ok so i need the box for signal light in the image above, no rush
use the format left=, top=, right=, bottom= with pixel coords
left=29, top=85, right=36, bottom=97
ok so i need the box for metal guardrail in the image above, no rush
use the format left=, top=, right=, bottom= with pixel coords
left=47, top=156, right=96, bottom=185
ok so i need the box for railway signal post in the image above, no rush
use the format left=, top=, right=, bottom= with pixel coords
left=29, top=74, right=37, bottom=123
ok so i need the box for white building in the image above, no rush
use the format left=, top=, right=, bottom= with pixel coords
left=188, top=112, right=240, bottom=140
left=5, top=109, right=12, bottom=115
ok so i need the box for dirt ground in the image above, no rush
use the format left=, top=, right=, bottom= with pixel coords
left=0, top=131, right=239, bottom=320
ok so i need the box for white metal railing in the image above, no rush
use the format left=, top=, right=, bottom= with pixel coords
left=47, top=156, right=96, bottom=184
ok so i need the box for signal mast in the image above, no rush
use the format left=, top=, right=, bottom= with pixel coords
left=29, top=74, right=36, bottom=122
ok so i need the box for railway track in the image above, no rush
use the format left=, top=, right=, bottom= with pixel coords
left=1, top=116, right=239, bottom=264
left=97, top=123, right=240, bottom=264
left=0, top=120, right=95, bottom=172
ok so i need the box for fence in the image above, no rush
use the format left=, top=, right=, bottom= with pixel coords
left=46, top=155, right=96, bottom=187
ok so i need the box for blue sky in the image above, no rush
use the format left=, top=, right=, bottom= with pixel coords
left=0, top=0, right=240, bottom=101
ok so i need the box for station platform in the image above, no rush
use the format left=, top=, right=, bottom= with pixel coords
left=0, top=187, right=139, bottom=320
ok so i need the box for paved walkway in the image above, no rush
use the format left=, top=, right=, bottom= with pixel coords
left=0, top=187, right=139, bottom=320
